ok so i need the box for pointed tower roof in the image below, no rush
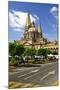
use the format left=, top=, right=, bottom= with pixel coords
left=25, top=13, right=31, bottom=28
left=38, top=24, right=42, bottom=33
left=31, top=21, right=35, bottom=27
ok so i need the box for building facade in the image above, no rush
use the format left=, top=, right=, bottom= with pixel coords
left=15, top=13, right=58, bottom=52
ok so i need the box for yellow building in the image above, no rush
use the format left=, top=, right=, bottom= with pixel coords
left=15, top=13, right=58, bottom=52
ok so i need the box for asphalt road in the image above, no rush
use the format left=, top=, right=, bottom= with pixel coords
left=9, top=62, right=59, bottom=88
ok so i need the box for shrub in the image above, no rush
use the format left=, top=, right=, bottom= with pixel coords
left=9, top=57, right=19, bottom=66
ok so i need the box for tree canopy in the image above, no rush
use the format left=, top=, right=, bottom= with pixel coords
left=37, top=48, right=51, bottom=58
left=15, top=44, right=25, bottom=56
left=9, top=42, right=16, bottom=56
left=9, top=42, right=25, bottom=56
left=24, top=47, right=36, bottom=57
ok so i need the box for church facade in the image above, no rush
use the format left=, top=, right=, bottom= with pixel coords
left=15, top=13, right=58, bottom=52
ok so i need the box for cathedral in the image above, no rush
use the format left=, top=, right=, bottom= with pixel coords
left=15, top=13, right=58, bottom=52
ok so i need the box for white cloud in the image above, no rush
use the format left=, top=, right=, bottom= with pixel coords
left=52, top=24, right=58, bottom=31
left=9, top=11, right=27, bottom=31
left=50, top=7, right=58, bottom=13
left=9, top=12, right=20, bottom=28
left=50, top=7, right=58, bottom=31
left=9, top=10, right=39, bottom=32
left=33, top=14, right=39, bottom=21
left=50, top=6, right=58, bottom=19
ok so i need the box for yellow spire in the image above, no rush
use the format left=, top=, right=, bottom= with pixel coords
left=31, top=21, right=35, bottom=27
left=38, top=24, right=42, bottom=33
left=25, top=13, right=31, bottom=30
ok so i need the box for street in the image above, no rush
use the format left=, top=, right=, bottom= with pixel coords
left=9, top=62, right=59, bottom=88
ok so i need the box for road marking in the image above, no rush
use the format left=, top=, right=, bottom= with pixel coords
left=31, top=69, right=39, bottom=73
left=24, top=67, right=56, bottom=80
left=24, top=72, right=40, bottom=80
left=9, top=67, right=38, bottom=75
left=9, top=71, right=20, bottom=75
left=9, top=62, right=57, bottom=76
left=48, top=71, right=55, bottom=74
left=40, top=70, right=55, bottom=80
left=18, top=72, right=32, bottom=78
left=15, top=67, right=37, bottom=71
left=18, top=69, right=39, bottom=78
left=18, top=65, right=55, bottom=80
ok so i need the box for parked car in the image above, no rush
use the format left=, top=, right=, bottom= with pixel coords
left=34, top=55, right=44, bottom=61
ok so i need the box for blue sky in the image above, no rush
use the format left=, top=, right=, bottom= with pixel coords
left=8, top=1, right=58, bottom=42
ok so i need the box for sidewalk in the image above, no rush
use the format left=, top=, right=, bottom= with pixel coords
left=9, top=81, right=40, bottom=89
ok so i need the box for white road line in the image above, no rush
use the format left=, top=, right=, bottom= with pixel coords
left=18, top=65, right=55, bottom=80
left=9, top=67, right=38, bottom=75
left=40, top=70, right=55, bottom=80
left=23, top=66, right=55, bottom=80
left=18, top=69, right=39, bottom=78
left=9, top=62, right=56, bottom=76
left=15, top=67, right=37, bottom=71
left=9, top=71, right=20, bottom=75
left=24, top=72, right=40, bottom=80
left=31, top=69, right=39, bottom=73
left=40, top=73, right=50, bottom=80
left=9, top=70, right=25, bottom=75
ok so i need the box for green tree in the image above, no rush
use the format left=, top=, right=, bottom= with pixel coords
left=9, top=57, right=19, bottom=66
left=37, top=48, right=48, bottom=58
left=24, top=47, right=36, bottom=57
left=47, top=49, right=52, bottom=54
left=9, top=42, right=25, bottom=66
left=15, top=44, right=25, bottom=56
left=9, top=42, right=16, bottom=56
